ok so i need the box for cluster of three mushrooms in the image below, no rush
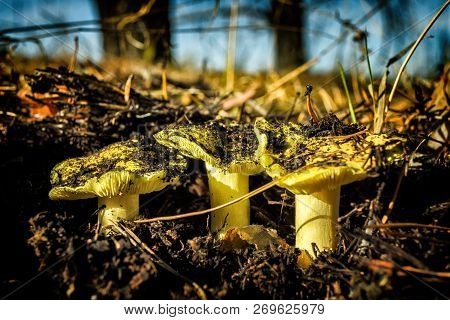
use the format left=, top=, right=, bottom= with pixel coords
left=50, top=117, right=401, bottom=256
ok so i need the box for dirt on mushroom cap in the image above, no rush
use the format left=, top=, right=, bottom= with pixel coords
left=255, top=114, right=405, bottom=194
left=49, top=137, right=188, bottom=199
left=154, top=120, right=263, bottom=174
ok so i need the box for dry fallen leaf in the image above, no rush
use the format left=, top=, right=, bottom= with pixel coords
left=221, top=225, right=289, bottom=251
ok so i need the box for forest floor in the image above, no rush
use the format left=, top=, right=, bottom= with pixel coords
left=0, top=58, right=449, bottom=299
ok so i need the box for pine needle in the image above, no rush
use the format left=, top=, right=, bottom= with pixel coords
left=134, top=178, right=281, bottom=224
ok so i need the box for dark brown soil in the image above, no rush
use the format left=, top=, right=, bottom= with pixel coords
left=1, top=67, right=449, bottom=300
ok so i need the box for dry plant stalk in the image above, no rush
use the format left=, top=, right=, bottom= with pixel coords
left=226, top=0, right=239, bottom=91
left=386, top=1, right=449, bottom=112
left=68, top=36, right=78, bottom=73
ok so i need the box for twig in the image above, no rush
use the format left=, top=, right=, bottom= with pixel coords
left=266, top=57, right=319, bottom=96
left=222, top=84, right=258, bottom=111
left=342, top=227, right=427, bottom=269
left=381, top=161, right=408, bottom=224
left=92, top=102, right=128, bottom=111
left=387, top=1, right=450, bottom=109
left=285, top=92, right=300, bottom=121
left=364, top=223, right=450, bottom=233
left=367, top=259, right=450, bottom=279
left=135, top=178, right=281, bottom=223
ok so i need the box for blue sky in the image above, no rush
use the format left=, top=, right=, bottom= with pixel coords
left=0, top=0, right=448, bottom=75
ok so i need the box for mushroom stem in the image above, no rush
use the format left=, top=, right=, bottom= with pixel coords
left=206, top=163, right=250, bottom=237
left=98, top=194, right=139, bottom=231
left=295, top=187, right=340, bottom=255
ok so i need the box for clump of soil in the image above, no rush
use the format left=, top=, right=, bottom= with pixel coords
left=303, top=113, right=363, bottom=138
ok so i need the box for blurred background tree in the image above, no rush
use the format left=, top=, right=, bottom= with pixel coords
left=0, top=0, right=448, bottom=75
left=96, top=0, right=170, bottom=62
left=269, top=0, right=304, bottom=71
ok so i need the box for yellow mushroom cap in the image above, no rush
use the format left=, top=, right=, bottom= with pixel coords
left=154, top=121, right=263, bottom=174
left=254, top=117, right=404, bottom=194
left=49, top=138, right=187, bottom=200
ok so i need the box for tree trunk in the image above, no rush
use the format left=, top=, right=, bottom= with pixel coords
left=96, top=0, right=170, bottom=62
left=269, top=0, right=304, bottom=71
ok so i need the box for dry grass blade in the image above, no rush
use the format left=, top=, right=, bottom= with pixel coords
left=374, top=70, right=388, bottom=134
left=387, top=1, right=450, bottom=108
left=222, top=84, right=258, bottom=110
left=135, top=178, right=281, bottom=223
left=386, top=41, right=415, bottom=69
left=124, top=74, right=134, bottom=104
left=338, top=62, right=357, bottom=123
left=265, top=57, right=319, bottom=95
left=363, top=35, right=377, bottom=128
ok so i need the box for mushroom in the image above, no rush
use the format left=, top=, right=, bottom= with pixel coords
left=154, top=120, right=263, bottom=237
left=49, top=138, right=187, bottom=232
left=254, top=115, right=403, bottom=255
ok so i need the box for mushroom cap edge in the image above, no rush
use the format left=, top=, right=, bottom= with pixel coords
left=49, top=170, right=178, bottom=200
